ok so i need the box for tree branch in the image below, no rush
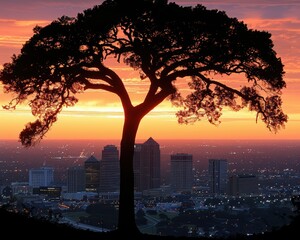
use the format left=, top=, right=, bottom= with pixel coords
left=136, top=83, right=176, bottom=117
left=195, top=73, right=268, bottom=122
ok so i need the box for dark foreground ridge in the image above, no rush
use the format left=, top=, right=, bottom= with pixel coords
left=1, top=207, right=299, bottom=240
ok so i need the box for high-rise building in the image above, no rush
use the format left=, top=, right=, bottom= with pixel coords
left=208, top=159, right=228, bottom=195
left=84, top=155, right=100, bottom=193
left=29, top=167, right=54, bottom=188
left=99, top=144, right=120, bottom=192
left=134, top=137, right=161, bottom=192
left=67, top=166, right=86, bottom=193
left=133, top=143, right=142, bottom=192
left=170, top=153, right=193, bottom=192
left=229, top=174, right=259, bottom=196
left=11, top=182, right=31, bottom=195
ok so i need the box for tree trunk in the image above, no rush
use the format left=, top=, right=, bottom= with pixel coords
left=117, top=112, right=142, bottom=236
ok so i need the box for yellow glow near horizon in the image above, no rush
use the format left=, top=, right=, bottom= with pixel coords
left=1, top=99, right=299, bottom=141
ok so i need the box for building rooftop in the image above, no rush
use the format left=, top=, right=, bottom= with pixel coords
left=85, top=155, right=99, bottom=163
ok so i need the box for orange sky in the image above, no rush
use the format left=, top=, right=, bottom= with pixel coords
left=0, top=1, right=299, bottom=141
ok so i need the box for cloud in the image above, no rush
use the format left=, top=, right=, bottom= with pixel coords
left=179, top=1, right=300, bottom=20
left=0, top=0, right=104, bottom=20
left=0, top=19, right=49, bottom=49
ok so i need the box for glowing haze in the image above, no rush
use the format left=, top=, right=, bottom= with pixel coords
left=0, top=0, right=299, bottom=141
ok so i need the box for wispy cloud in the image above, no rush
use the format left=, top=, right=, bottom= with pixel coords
left=181, top=1, right=300, bottom=21
left=0, top=19, right=49, bottom=49
left=0, top=1, right=103, bottom=20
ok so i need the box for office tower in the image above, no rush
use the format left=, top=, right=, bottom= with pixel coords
left=67, top=166, right=86, bottom=193
left=170, top=153, right=193, bottom=192
left=133, top=143, right=142, bottom=191
left=134, top=137, right=161, bottom=192
left=229, top=174, right=258, bottom=196
left=29, top=167, right=54, bottom=188
left=99, top=144, right=120, bottom=192
left=11, top=182, right=31, bottom=195
left=84, top=155, right=100, bottom=193
left=208, top=159, right=228, bottom=195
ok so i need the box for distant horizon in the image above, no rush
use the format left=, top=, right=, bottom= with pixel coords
left=1, top=138, right=300, bottom=142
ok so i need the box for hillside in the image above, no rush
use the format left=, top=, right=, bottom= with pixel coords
left=1, top=206, right=300, bottom=240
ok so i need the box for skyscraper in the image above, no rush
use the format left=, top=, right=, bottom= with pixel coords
left=67, top=166, right=86, bottom=193
left=29, top=167, right=54, bottom=188
left=208, top=159, right=228, bottom=195
left=99, top=144, right=120, bottom=192
left=84, top=155, right=100, bottom=193
left=134, top=137, right=161, bottom=192
left=170, top=153, right=193, bottom=192
left=133, top=143, right=142, bottom=192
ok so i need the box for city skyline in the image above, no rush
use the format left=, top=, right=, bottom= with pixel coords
left=2, top=137, right=298, bottom=201
left=1, top=138, right=299, bottom=185
left=2, top=138, right=298, bottom=237
left=1, top=137, right=299, bottom=236
left=0, top=0, right=299, bottom=141
left=4, top=138, right=297, bottom=192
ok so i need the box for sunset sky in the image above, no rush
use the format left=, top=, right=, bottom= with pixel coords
left=0, top=0, right=299, bottom=141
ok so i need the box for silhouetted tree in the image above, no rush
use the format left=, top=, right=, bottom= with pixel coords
left=0, top=0, right=287, bottom=236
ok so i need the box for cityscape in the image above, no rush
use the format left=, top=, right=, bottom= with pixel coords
left=0, top=0, right=299, bottom=239
left=0, top=138, right=300, bottom=238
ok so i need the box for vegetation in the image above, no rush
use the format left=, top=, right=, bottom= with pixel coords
left=1, top=205, right=300, bottom=240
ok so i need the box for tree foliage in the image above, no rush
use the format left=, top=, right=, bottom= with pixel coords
left=1, top=0, right=287, bottom=146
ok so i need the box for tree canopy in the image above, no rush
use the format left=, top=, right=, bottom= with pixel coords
left=0, top=0, right=287, bottom=236
left=1, top=0, right=287, bottom=146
